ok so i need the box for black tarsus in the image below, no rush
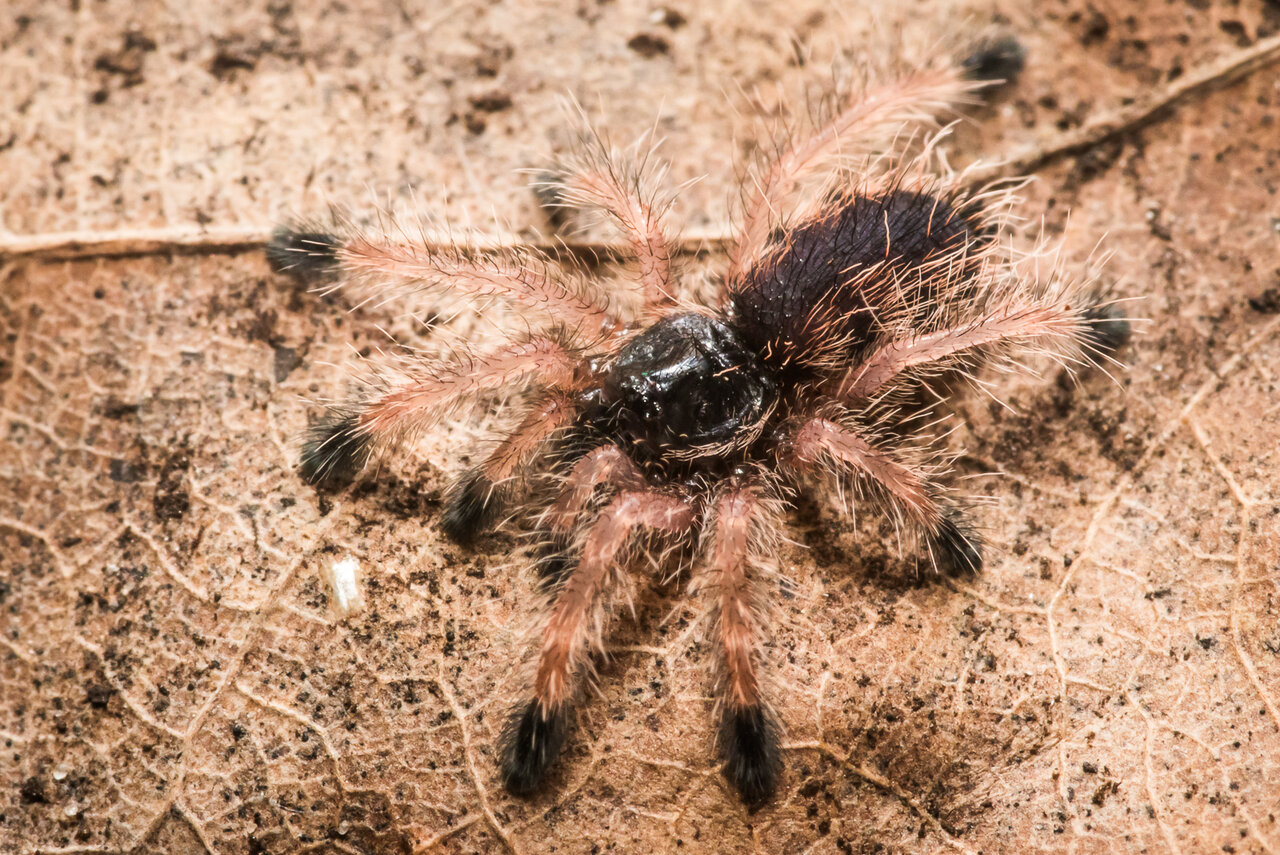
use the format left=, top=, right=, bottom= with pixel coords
left=298, top=410, right=373, bottom=487
left=500, top=700, right=571, bottom=796
left=1081, top=302, right=1132, bottom=355
left=960, top=35, right=1027, bottom=87
left=530, top=170, right=572, bottom=232
left=266, top=227, right=341, bottom=282
left=440, top=468, right=503, bottom=544
left=931, top=507, right=984, bottom=577
left=533, top=541, right=578, bottom=587
left=720, top=704, right=782, bottom=809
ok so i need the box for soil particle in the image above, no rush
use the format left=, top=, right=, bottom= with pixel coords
left=627, top=32, right=671, bottom=57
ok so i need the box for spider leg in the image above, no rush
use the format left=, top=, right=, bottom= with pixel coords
left=787, top=417, right=981, bottom=575
left=542, top=142, right=677, bottom=312
left=268, top=226, right=620, bottom=336
left=543, top=444, right=647, bottom=535
left=835, top=300, right=1106, bottom=404
left=699, top=479, right=784, bottom=807
left=299, top=336, right=579, bottom=486
left=532, top=444, right=649, bottom=583
left=729, top=66, right=986, bottom=282
left=441, top=392, right=579, bottom=544
left=501, top=490, right=694, bottom=794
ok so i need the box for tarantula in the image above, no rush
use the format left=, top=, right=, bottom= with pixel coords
left=268, top=37, right=1127, bottom=807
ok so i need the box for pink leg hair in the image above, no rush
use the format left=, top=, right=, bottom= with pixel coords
left=337, top=233, right=620, bottom=336
left=704, top=483, right=771, bottom=711
left=789, top=417, right=944, bottom=531
left=481, top=393, right=578, bottom=481
left=786, top=415, right=982, bottom=574
left=533, top=491, right=694, bottom=712
left=837, top=302, right=1088, bottom=403
left=479, top=392, right=579, bottom=484
left=544, top=444, right=647, bottom=535
left=560, top=166, right=676, bottom=311
left=437, top=392, right=581, bottom=545
left=729, top=66, right=981, bottom=282
left=354, top=336, right=580, bottom=446
left=701, top=479, right=785, bottom=805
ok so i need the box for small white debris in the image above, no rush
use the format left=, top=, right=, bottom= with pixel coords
left=322, top=558, right=368, bottom=616
left=52, top=765, right=69, bottom=781
left=64, top=802, right=80, bottom=817
left=323, top=556, right=366, bottom=618
left=336, top=821, right=350, bottom=836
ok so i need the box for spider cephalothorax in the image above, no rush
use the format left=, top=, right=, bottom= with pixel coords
left=598, top=312, right=779, bottom=459
left=269, top=36, right=1127, bottom=807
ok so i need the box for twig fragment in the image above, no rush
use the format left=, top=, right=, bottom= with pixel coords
left=0, top=224, right=731, bottom=265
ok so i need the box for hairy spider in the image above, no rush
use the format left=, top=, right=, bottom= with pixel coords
left=268, top=36, right=1128, bottom=808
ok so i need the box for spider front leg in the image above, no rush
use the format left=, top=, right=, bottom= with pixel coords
left=528, top=444, right=650, bottom=582
left=501, top=490, right=695, bottom=794
left=442, top=392, right=579, bottom=543
left=699, top=480, right=784, bottom=806
left=787, top=416, right=982, bottom=575
left=543, top=444, right=647, bottom=534
left=298, top=336, right=580, bottom=487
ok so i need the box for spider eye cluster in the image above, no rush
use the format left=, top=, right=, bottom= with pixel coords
left=600, top=313, right=778, bottom=457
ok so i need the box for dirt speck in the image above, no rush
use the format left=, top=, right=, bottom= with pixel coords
left=1248, top=286, right=1280, bottom=315
left=627, top=32, right=671, bottom=57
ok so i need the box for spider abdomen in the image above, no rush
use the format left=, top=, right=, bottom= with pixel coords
left=599, top=312, right=778, bottom=458
left=729, top=190, right=986, bottom=369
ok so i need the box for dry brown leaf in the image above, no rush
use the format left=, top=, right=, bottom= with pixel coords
left=2, top=1, right=1278, bottom=854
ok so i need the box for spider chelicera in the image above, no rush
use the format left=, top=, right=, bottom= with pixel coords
left=268, top=36, right=1127, bottom=807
